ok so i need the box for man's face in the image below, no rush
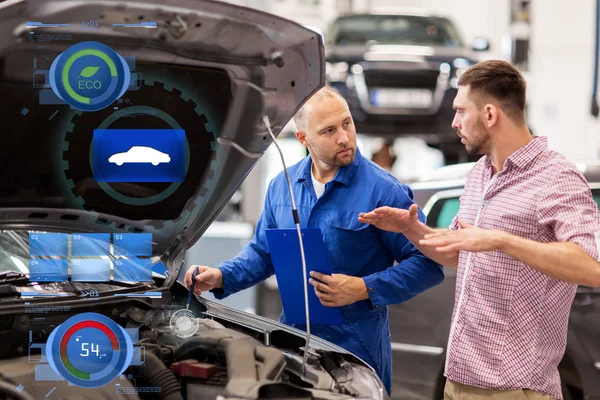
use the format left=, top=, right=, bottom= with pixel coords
left=451, top=86, right=491, bottom=155
left=301, top=94, right=357, bottom=167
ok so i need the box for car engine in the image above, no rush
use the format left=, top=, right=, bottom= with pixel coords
left=0, top=289, right=385, bottom=400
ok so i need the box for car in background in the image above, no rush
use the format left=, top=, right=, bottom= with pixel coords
left=406, top=161, right=474, bottom=206
left=385, top=160, right=600, bottom=400
left=324, top=10, right=489, bottom=164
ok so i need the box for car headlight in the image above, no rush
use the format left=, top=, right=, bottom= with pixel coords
left=451, top=58, right=474, bottom=88
left=350, top=364, right=388, bottom=400
left=453, top=57, right=472, bottom=69
left=333, top=362, right=388, bottom=400
left=326, top=62, right=349, bottom=82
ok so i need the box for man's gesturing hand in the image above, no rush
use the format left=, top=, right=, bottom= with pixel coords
left=358, top=204, right=419, bottom=233
left=183, top=265, right=223, bottom=295
left=419, top=220, right=508, bottom=253
left=308, top=271, right=368, bottom=307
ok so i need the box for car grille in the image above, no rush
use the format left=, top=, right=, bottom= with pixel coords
left=363, top=69, right=439, bottom=90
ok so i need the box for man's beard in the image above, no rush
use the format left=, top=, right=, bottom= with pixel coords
left=332, top=146, right=355, bottom=166
left=307, top=141, right=356, bottom=167
left=463, top=120, right=490, bottom=155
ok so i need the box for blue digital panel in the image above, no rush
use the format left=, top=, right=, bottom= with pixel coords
left=92, top=129, right=186, bottom=182
left=151, top=261, right=168, bottom=276
left=113, top=258, right=152, bottom=282
left=29, top=233, right=68, bottom=256
left=71, top=259, right=111, bottom=282
left=71, top=233, right=110, bottom=256
left=113, top=233, right=152, bottom=256
left=29, top=259, right=68, bottom=282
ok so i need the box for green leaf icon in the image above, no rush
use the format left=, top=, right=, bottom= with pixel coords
left=78, top=66, right=100, bottom=78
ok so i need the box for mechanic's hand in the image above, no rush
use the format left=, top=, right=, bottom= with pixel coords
left=308, top=272, right=368, bottom=307
left=183, top=265, right=223, bottom=295
left=419, top=220, right=508, bottom=253
left=358, top=204, right=419, bottom=233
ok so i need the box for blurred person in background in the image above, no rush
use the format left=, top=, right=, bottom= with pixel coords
left=370, top=138, right=396, bottom=172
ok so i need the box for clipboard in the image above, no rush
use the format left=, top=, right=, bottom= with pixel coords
left=266, top=228, right=343, bottom=325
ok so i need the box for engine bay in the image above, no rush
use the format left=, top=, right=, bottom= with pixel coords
left=0, top=282, right=384, bottom=400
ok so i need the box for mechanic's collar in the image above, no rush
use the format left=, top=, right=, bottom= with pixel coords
left=296, top=148, right=362, bottom=187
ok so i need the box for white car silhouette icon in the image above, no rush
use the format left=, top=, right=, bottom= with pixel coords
left=108, top=146, right=171, bottom=166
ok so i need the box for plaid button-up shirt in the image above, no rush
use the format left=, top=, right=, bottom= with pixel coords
left=445, top=136, right=600, bottom=399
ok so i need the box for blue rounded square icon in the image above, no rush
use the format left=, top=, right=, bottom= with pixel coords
left=92, top=129, right=186, bottom=182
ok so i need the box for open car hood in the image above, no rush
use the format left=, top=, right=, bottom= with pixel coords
left=0, top=0, right=323, bottom=269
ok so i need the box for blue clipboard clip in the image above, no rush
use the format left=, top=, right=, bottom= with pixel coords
left=265, top=228, right=343, bottom=325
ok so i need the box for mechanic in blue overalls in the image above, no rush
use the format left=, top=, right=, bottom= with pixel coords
left=184, top=86, right=444, bottom=395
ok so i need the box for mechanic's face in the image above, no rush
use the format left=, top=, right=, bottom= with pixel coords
left=452, top=85, right=491, bottom=155
left=300, top=95, right=357, bottom=168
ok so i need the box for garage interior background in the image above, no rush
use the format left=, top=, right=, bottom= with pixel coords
left=179, top=3, right=600, bottom=397
left=196, top=0, right=600, bottom=231
left=186, top=1, right=600, bottom=300
left=222, top=0, right=600, bottom=162
left=148, top=1, right=600, bottom=398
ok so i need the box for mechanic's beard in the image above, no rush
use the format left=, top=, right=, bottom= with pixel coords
left=333, top=146, right=355, bottom=167
left=307, top=140, right=356, bottom=168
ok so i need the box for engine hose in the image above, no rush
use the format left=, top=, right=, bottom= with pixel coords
left=174, top=337, right=221, bottom=361
left=255, top=346, right=286, bottom=381
left=223, top=338, right=257, bottom=382
left=128, top=352, right=183, bottom=400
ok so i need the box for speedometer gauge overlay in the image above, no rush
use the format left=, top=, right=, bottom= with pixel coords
left=46, top=312, right=134, bottom=388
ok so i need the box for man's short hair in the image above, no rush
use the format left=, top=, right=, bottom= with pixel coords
left=458, top=60, right=527, bottom=123
left=293, top=86, right=347, bottom=132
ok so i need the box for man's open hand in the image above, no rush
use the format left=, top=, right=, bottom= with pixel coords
left=358, top=204, right=420, bottom=233
left=308, top=272, right=368, bottom=307
left=183, top=265, right=223, bottom=295
left=419, top=220, right=508, bottom=253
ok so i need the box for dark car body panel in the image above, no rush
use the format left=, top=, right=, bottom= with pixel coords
left=388, top=268, right=456, bottom=399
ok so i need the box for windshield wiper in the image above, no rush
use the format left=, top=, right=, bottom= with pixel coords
left=0, top=273, right=155, bottom=293
left=0, top=271, right=29, bottom=286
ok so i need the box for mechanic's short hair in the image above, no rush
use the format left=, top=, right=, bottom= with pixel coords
left=293, top=85, right=347, bottom=132
left=458, top=60, right=527, bottom=124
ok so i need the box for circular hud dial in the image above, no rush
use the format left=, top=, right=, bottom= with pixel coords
left=46, top=312, right=134, bottom=388
left=170, top=309, right=199, bottom=338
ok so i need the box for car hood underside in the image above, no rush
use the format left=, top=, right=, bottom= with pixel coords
left=0, top=0, right=324, bottom=265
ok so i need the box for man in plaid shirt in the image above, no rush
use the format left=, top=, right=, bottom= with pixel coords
left=359, top=60, right=600, bottom=400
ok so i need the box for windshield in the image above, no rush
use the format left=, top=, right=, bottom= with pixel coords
left=329, top=15, right=463, bottom=47
left=0, top=230, right=164, bottom=285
